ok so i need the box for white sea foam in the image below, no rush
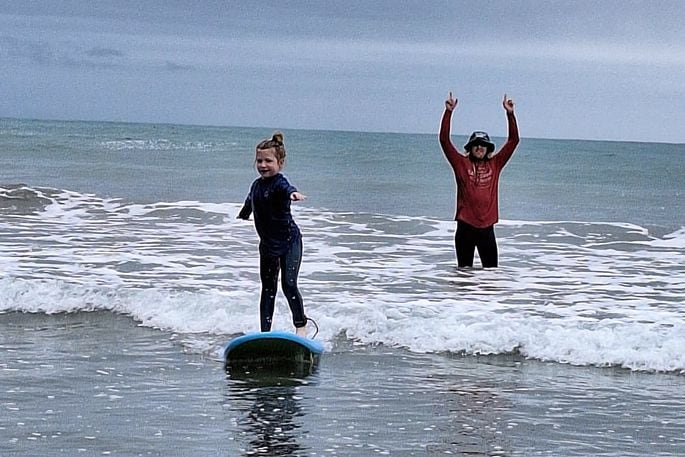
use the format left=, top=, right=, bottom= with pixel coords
left=1, top=186, right=684, bottom=372
left=99, top=139, right=225, bottom=151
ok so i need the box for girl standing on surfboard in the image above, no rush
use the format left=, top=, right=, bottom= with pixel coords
left=237, top=132, right=308, bottom=336
left=439, top=92, right=520, bottom=268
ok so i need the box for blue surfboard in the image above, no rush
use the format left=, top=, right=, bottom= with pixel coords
left=224, top=331, right=324, bottom=376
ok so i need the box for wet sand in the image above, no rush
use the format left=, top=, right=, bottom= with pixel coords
left=1, top=311, right=684, bottom=456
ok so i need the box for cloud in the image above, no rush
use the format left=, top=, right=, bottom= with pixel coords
left=85, top=46, right=124, bottom=58
left=164, top=60, right=193, bottom=72
left=1, top=1, right=684, bottom=142
left=0, top=33, right=193, bottom=72
left=0, top=34, right=54, bottom=64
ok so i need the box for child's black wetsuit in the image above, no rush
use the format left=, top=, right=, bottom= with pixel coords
left=238, top=173, right=306, bottom=331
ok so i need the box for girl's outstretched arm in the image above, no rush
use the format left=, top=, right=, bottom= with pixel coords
left=237, top=195, right=252, bottom=220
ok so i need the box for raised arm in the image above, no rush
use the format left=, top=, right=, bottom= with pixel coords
left=503, top=93, right=519, bottom=142
left=439, top=91, right=462, bottom=168
left=491, top=94, right=520, bottom=164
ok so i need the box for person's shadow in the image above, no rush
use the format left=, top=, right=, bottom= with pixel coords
left=225, top=366, right=320, bottom=456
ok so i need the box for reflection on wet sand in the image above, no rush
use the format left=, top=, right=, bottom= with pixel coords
left=225, top=367, right=319, bottom=456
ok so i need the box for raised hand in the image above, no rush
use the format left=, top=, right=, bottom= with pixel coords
left=445, top=91, right=458, bottom=112
left=503, top=94, right=515, bottom=114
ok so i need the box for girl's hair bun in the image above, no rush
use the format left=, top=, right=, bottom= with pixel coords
left=256, top=131, right=287, bottom=161
left=271, top=131, right=284, bottom=144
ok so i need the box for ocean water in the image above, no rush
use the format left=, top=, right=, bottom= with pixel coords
left=1, top=117, right=684, bottom=456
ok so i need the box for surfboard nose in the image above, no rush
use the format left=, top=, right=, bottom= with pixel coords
left=224, top=331, right=324, bottom=379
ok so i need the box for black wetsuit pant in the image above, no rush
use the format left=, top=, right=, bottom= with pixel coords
left=259, top=239, right=307, bottom=331
left=455, top=221, right=498, bottom=268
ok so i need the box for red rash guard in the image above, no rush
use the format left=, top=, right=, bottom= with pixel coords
left=439, top=110, right=519, bottom=228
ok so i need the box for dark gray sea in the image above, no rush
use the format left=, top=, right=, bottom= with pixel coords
left=1, top=117, right=684, bottom=455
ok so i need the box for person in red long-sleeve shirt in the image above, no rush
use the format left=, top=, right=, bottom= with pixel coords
left=439, top=92, right=519, bottom=268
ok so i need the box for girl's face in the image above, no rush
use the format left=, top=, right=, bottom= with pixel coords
left=255, top=148, right=283, bottom=178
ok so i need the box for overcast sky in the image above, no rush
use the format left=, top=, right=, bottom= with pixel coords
left=1, top=1, right=684, bottom=143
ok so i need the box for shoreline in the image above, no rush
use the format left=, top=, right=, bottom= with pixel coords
left=2, top=310, right=684, bottom=456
